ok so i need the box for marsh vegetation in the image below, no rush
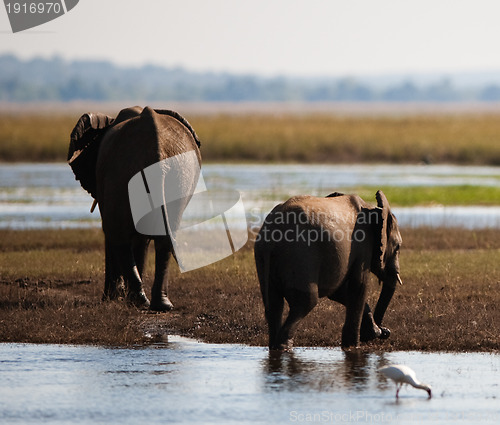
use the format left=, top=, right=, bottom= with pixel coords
left=2, top=112, right=500, bottom=164
left=0, top=228, right=498, bottom=351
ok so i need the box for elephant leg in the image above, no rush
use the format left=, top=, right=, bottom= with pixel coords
left=276, top=287, right=318, bottom=350
left=114, top=244, right=150, bottom=309
left=341, top=272, right=369, bottom=348
left=103, top=238, right=125, bottom=300
left=266, top=285, right=285, bottom=350
left=359, top=304, right=383, bottom=342
left=133, top=236, right=150, bottom=279
left=329, top=282, right=387, bottom=343
left=149, top=237, right=174, bottom=312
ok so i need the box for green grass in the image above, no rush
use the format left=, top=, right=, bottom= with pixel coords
left=353, top=185, right=500, bottom=206
left=257, top=185, right=500, bottom=206
left=2, top=112, right=500, bottom=164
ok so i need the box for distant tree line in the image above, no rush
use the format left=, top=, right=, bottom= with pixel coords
left=1, top=54, right=500, bottom=102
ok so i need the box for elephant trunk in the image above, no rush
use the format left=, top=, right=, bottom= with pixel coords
left=373, top=274, right=399, bottom=326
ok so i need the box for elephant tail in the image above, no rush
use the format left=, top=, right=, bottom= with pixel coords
left=254, top=238, right=271, bottom=310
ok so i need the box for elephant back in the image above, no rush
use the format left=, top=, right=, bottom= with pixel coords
left=68, top=107, right=201, bottom=200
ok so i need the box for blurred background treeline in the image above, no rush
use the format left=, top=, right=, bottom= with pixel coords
left=2, top=54, right=500, bottom=102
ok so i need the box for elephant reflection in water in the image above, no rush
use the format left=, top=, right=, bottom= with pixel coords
left=68, top=106, right=201, bottom=311
left=255, top=191, right=402, bottom=349
left=263, top=350, right=386, bottom=392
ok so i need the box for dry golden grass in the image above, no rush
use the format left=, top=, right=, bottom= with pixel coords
left=0, top=228, right=499, bottom=351
left=0, top=284, right=145, bottom=345
left=2, top=112, right=500, bottom=164
left=193, top=114, right=500, bottom=164
left=0, top=115, right=77, bottom=161
left=0, top=229, right=146, bottom=345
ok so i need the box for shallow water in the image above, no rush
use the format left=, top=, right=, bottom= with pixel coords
left=1, top=163, right=500, bottom=229
left=0, top=336, right=498, bottom=424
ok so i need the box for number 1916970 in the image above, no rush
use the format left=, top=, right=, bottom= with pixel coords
left=5, top=2, right=62, bottom=14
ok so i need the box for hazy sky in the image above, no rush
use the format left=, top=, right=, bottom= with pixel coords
left=1, top=0, right=500, bottom=77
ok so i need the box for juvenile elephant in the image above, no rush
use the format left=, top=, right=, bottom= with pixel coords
left=68, top=106, right=201, bottom=311
left=254, top=191, right=402, bottom=349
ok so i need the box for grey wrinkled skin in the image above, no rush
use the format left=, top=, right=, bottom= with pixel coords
left=255, top=191, right=402, bottom=349
left=68, top=106, right=201, bottom=311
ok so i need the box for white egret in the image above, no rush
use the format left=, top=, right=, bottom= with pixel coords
left=379, top=364, right=432, bottom=398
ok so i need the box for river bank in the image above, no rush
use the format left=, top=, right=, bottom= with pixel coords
left=0, top=228, right=498, bottom=351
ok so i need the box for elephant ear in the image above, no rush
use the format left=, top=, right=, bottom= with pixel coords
left=154, top=109, right=202, bottom=148
left=373, top=190, right=390, bottom=275
left=68, top=113, right=114, bottom=198
left=113, top=106, right=143, bottom=125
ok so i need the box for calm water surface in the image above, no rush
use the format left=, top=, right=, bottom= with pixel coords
left=1, top=163, right=500, bottom=229
left=0, top=336, right=498, bottom=424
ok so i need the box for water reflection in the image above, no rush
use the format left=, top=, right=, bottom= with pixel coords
left=263, top=349, right=394, bottom=393
left=340, top=350, right=372, bottom=391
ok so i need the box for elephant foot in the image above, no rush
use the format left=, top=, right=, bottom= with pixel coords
left=102, top=280, right=126, bottom=301
left=149, top=295, right=174, bottom=312
left=341, top=340, right=360, bottom=349
left=360, top=324, right=382, bottom=342
left=360, top=324, right=391, bottom=342
left=269, top=335, right=293, bottom=351
left=269, top=341, right=292, bottom=351
left=341, top=328, right=360, bottom=348
left=102, top=289, right=125, bottom=302
left=127, top=290, right=150, bottom=309
left=379, top=326, right=391, bottom=339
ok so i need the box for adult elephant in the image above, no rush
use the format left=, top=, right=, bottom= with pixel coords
left=68, top=106, right=202, bottom=311
left=254, top=191, right=402, bottom=349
